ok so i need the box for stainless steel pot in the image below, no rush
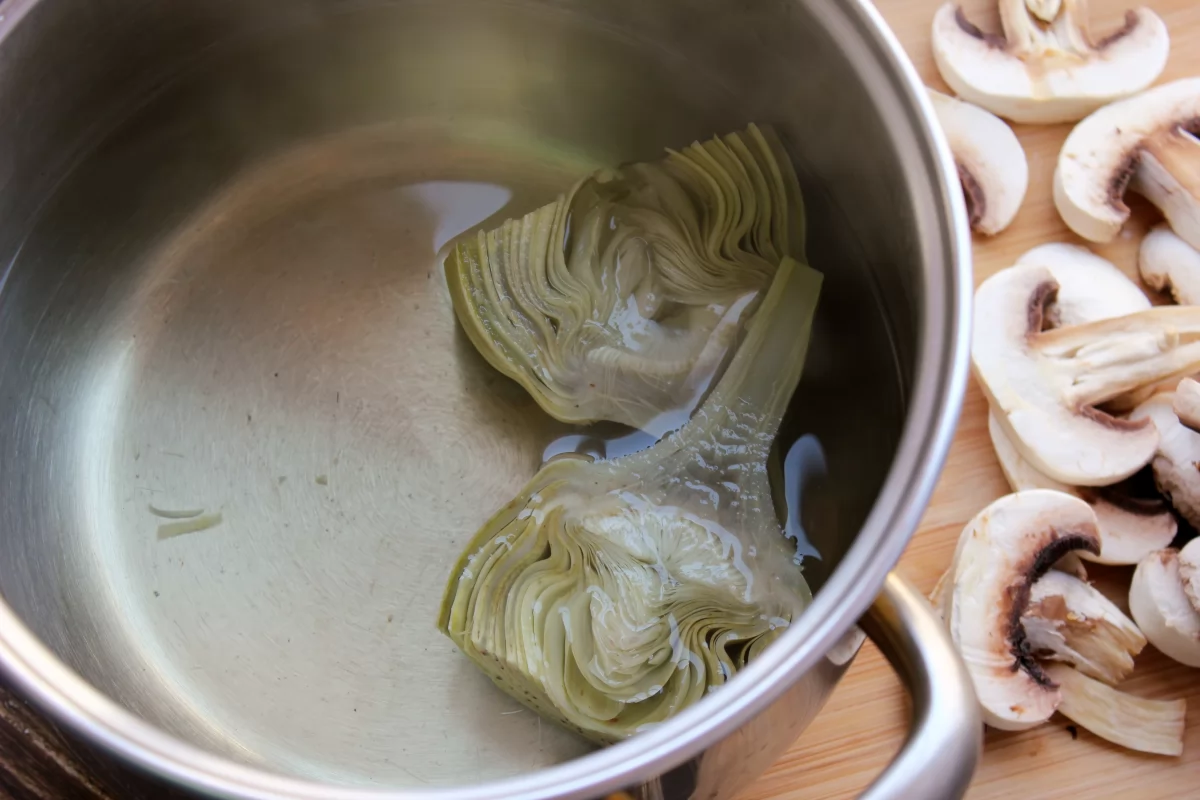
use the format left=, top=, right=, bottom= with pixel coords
left=0, top=0, right=978, bottom=797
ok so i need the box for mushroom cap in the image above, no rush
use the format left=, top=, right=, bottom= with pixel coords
left=973, top=262, right=1162, bottom=486
left=1016, top=242, right=1150, bottom=323
left=1129, top=391, right=1200, bottom=530
left=990, top=411, right=1176, bottom=565
left=1055, top=77, right=1200, bottom=244
left=948, top=489, right=1101, bottom=730
left=928, top=88, right=1028, bottom=235
left=1140, top=224, right=1200, bottom=306
left=1173, top=377, right=1200, bottom=433
left=931, top=3, right=1169, bottom=124
left=1129, top=547, right=1200, bottom=668
left=1180, top=538, right=1200, bottom=613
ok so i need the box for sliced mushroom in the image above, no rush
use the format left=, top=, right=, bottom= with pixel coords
left=928, top=88, right=1028, bottom=235
left=973, top=262, right=1200, bottom=486
left=1047, top=664, right=1186, bottom=756
left=1130, top=391, right=1200, bottom=529
left=931, top=1, right=1169, bottom=124
left=1181, top=537, right=1200, bottom=611
left=985, top=246, right=1176, bottom=562
left=1140, top=224, right=1200, bottom=306
left=1174, top=377, right=1200, bottom=432
left=990, top=413, right=1177, bottom=564
left=946, top=489, right=1100, bottom=730
left=1022, top=570, right=1145, bottom=685
left=1129, top=542, right=1200, bottom=668
left=1015, top=242, right=1150, bottom=323
left=1055, top=78, right=1200, bottom=248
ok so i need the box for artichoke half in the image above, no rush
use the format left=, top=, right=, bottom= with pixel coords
left=445, top=124, right=804, bottom=432
left=438, top=256, right=822, bottom=743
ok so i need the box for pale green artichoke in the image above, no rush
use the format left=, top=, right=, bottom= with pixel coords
left=445, top=124, right=804, bottom=432
left=438, top=257, right=821, bottom=743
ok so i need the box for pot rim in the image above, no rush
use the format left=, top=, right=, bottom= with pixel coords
left=0, top=0, right=972, bottom=796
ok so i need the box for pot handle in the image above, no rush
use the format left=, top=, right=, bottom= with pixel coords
left=857, top=572, right=981, bottom=800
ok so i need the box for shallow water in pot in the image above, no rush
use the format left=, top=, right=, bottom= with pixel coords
left=43, top=120, right=834, bottom=785
left=0, top=1, right=909, bottom=789
left=74, top=124, right=617, bottom=785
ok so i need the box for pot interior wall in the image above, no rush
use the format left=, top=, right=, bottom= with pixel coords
left=0, top=0, right=914, bottom=788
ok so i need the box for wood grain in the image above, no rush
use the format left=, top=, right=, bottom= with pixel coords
left=743, top=0, right=1200, bottom=797
left=0, top=677, right=187, bottom=799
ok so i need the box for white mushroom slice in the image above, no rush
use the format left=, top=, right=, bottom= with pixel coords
left=1047, top=664, right=1186, bottom=757
left=990, top=412, right=1176, bottom=564
left=1022, top=570, right=1145, bottom=685
left=1179, top=538, right=1200, bottom=611
left=1180, top=538, right=1200, bottom=611
left=928, top=88, right=1029, bottom=235
left=1129, top=546, right=1200, bottom=667
left=947, top=490, right=1101, bottom=730
left=1055, top=78, right=1200, bottom=248
left=974, top=263, right=1200, bottom=486
left=987, top=246, right=1175, bottom=561
left=1140, top=224, right=1200, bottom=306
left=931, top=1, right=1169, bottom=124
left=1130, top=391, right=1200, bottom=529
left=1173, top=377, right=1200, bottom=433
left=1015, top=242, right=1150, bottom=324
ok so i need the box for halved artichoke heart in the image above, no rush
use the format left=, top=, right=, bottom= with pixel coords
left=438, top=257, right=822, bottom=743
left=446, top=123, right=804, bottom=432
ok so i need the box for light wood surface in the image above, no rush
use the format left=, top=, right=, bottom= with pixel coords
left=744, top=0, right=1200, bottom=797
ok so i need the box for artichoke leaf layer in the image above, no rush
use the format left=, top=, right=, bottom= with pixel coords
left=446, top=123, right=805, bottom=431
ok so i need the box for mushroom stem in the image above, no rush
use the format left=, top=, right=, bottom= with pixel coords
left=1024, top=0, right=1062, bottom=25
left=1047, top=664, right=1186, bottom=756
left=1033, top=306, right=1200, bottom=408
left=1001, top=0, right=1092, bottom=59
left=1022, top=570, right=1145, bottom=685
left=1132, top=127, right=1200, bottom=251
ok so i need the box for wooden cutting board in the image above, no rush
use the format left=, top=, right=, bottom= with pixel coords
left=743, top=1, right=1200, bottom=797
